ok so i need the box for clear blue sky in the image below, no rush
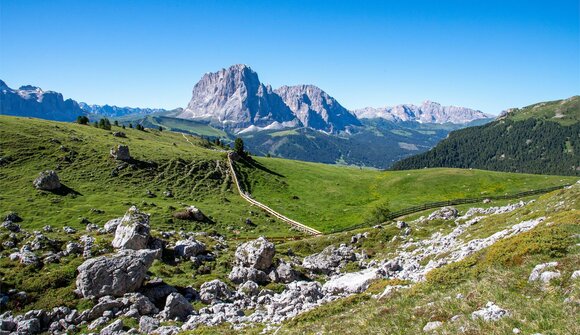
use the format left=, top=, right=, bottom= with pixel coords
left=1, top=0, right=578, bottom=114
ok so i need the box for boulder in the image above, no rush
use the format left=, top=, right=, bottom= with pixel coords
left=1, top=221, right=20, bottom=232
left=76, top=249, right=159, bottom=299
left=323, top=268, right=381, bottom=294
left=112, top=206, right=150, bottom=250
left=199, top=280, right=233, bottom=304
left=271, top=261, right=299, bottom=283
left=427, top=206, right=458, bottom=221
left=302, top=244, right=356, bottom=274
left=104, top=218, right=122, bottom=233
left=229, top=266, right=269, bottom=284
left=16, top=318, right=41, bottom=334
left=471, top=301, right=509, bottom=321
left=234, top=237, right=275, bottom=270
left=528, top=262, right=558, bottom=282
left=160, top=293, right=193, bottom=321
left=110, top=145, right=131, bottom=161
left=33, top=170, right=61, bottom=191
left=99, top=319, right=123, bottom=335
left=139, top=316, right=159, bottom=333
left=238, top=281, right=259, bottom=296
left=174, top=238, right=206, bottom=258
left=423, top=321, right=443, bottom=332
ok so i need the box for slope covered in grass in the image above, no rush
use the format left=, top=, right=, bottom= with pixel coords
left=237, top=156, right=577, bottom=232
left=0, top=115, right=296, bottom=238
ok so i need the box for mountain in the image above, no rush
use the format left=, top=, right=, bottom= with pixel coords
left=274, top=85, right=361, bottom=133
left=79, top=103, right=180, bottom=118
left=354, top=100, right=491, bottom=124
left=392, top=96, right=580, bottom=175
left=0, top=80, right=84, bottom=121
left=177, top=64, right=300, bottom=133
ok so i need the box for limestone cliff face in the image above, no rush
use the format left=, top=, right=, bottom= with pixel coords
left=178, top=64, right=299, bottom=133
left=275, top=85, right=361, bottom=133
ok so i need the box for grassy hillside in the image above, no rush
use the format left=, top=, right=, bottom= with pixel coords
left=503, top=95, right=580, bottom=126
left=139, top=115, right=230, bottom=139
left=235, top=156, right=577, bottom=232
left=0, top=115, right=297, bottom=238
left=240, top=121, right=470, bottom=169
left=392, top=96, right=580, bottom=176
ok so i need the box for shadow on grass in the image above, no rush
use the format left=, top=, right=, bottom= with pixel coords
left=243, top=156, right=285, bottom=178
left=50, top=184, right=82, bottom=196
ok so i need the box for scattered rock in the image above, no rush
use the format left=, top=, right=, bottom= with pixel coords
left=234, top=237, right=275, bottom=270
left=323, top=268, right=381, bottom=294
left=112, top=132, right=126, bottom=138
left=396, top=221, right=408, bottom=229
left=173, top=206, right=206, bottom=221
left=104, top=218, right=122, bottom=233
left=571, top=270, right=580, bottom=280
left=427, top=206, right=458, bottom=221
left=100, top=319, right=123, bottom=335
left=160, top=293, right=193, bottom=321
left=302, top=244, right=356, bottom=275
left=33, top=170, right=61, bottom=191
left=1, top=221, right=20, bottom=232
left=199, top=280, right=233, bottom=304
left=423, top=321, right=443, bottom=332
left=63, top=226, right=76, bottom=234
left=174, top=238, right=206, bottom=258
left=471, top=302, right=509, bottom=321
left=139, top=315, right=159, bottom=333
left=528, top=262, right=559, bottom=282
left=3, top=212, right=22, bottom=223
left=76, top=249, right=160, bottom=298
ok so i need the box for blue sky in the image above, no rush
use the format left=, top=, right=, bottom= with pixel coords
left=1, top=0, right=578, bottom=114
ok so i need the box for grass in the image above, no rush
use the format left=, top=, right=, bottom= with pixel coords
left=236, top=156, right=577, bottom=232
left=0, top=115, right=298, bottom=238
left=141, top=115, right=229, bottom=138
left=505, top=95, right=579, bottom=126
left=268, top=185, right=580, bottom=335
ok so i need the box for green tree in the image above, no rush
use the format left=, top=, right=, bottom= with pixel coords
left=114, top=120, right=119, bottom=127
left=234, top=137, right=245, bottom=155
left=158, top=126, right=163, bottom=131
left=76, top=115, right=89, bottom=125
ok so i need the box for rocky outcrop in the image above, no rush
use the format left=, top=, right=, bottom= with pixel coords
left=0, top=80, right=85, bottom=121
left=76, top=249, right=159, bottom=298
left=33, top=170, right=61, bottom=191
left=112, top=206, right=150, bottom=250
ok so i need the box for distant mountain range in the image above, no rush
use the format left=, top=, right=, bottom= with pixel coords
left=392, top=96, right=580, bottom=176
left=177, top=64, right=489, bottom=134
left=354, top=100, right=491, bottom=124
left=78, top=103, right=180, bottom=118
left=0, top=80, right=84, bottom=121
left=0, top=65, right=495, bottom=168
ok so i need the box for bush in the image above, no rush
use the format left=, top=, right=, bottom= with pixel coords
left=364, top=202, right=391, bottom=225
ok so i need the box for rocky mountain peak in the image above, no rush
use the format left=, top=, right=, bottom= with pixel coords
left=178, top=65, right=299, bottom=132
left=275, top=84, right=361, bottom=133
